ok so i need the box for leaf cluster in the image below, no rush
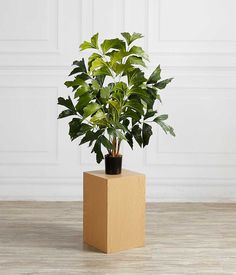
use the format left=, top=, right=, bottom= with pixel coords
left=58, top=32, right=175, bottom=163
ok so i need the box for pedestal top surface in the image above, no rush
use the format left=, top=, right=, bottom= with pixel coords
left=84, top=169, right=145, bottom=180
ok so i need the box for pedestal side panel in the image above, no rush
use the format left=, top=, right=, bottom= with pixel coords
left=107, top=174, right=145, bottom=252
left=83, top=173, right=108, bottom=252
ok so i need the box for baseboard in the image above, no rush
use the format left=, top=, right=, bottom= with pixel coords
left=147, top=178, right=236, bottom=202
left=0, top=178, right=236, bottom=202
left=0, top=178, right=83, bottom=201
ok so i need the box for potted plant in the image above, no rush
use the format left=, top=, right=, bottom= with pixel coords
left=58, top=32, right=175, bottom=174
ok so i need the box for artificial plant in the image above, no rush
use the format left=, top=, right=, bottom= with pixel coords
left=58, top=32, right=175, bottom=163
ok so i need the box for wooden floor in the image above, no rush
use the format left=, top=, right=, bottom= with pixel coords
left=0, top=202, right=236, bottom=274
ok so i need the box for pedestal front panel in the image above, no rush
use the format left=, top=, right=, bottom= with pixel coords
left=83, top=170, right=145, bottom=253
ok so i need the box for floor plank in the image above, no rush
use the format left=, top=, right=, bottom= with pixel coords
left=0, top=202, right=236, bottom=274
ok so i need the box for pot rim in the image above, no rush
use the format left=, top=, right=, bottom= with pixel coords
left=105, top=154, right=122, bottom=158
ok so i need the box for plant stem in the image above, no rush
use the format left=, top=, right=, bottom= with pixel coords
left=112, top=136, right=117, bottom=157
left=117, top=139, right=121, bottom=155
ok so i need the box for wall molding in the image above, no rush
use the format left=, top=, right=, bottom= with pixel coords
left=0, top=84, right=59, bottom=164
left=0, top=0, right=59, bottom=53
left=0, top=178, right=235, bottom=202
left=148, top=0, right=236, bottom=55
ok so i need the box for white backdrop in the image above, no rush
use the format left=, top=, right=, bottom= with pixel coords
left=0, top=0, right=236, bottom=201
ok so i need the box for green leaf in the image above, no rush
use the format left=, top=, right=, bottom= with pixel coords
left=112, top=90, right=123, bottom=102
left=74, top=73, right=91, bottom=81
left=83, top=102, right=101, bottom=118
left=57, top=96, right=76, bottom=112
left=156, top=114, right=168, bottom=121
left=68, top=118, right=81, bottom=140
left=121, top=32, right=131, bottom=45
left=129, top=46, right=149, bottom=61
left=111, top=63, right=126, bottom=75
left=101, top=38, right=125, bottom=54
left=90, top=58, right=105, bottom=72
left=79, top=130, right=94, bottom=145
left=95, top=75, right=106, bottom=86
left=121, top=32, right=143, bottom=45
left=100, top=87, right=110, bottom=99
left=130, top=32, right=144, bottom=43
left=100, top=135, right=113, bottom=150
left=125, top=132, right=133, bottom=149
left=127, top=87, right=152, bottom=105
left=156, top=93, right=162, bottom=103
left=79, top=124, right=93, bottom=135
left=70, top=58, right=87, bottom=75
left=107, top=128, right=126, bottom=140
left=91, top=138, right=104, bottom=163
left=80, top=129, right=104, bottom=146
left=75, top=93, right=91, bottom=114
left=79, top=41, right=93, bottom=51
left=74, top=84, right=89, bottom=99
left=126, top=56, right=146, bottom=67
left=127, top=68, right=146, bottom=86
left=124, top=100, right=144, bottom=115
left=154, top=78, right=173, bottom=89
left=93, top=66, right=112, bottom=77
left=91, top=79, right=100, bottom=90
left=142, top=123, right=152, bottom=147
left=122, top=118, right=130, bottom=129
left=147, top=65, right=161, bottom=84
left=114, top=81, right=128, bottom=92
left=79, top=33, right=99, bottom=51
left=88, top=53, right=102, bottom=70
left=66, top=71, right=91, bottom=82
left=69, top=68, right=84, bottom=77
left=132, top=125, right=143, bottom=147
left=153, top=117, right=175, bottom=136
left=122, top=109, right=141, bottom=123
left=147, top=87, right=158, bottom=100
left=58, top=109, right=75, bottom=119
left=64, top=78, right=85, bottom=88
left=109, top=100, right=120, bottom=113
left=114, top=121, right=127, bottom=132
left=68, top=118, right=92, bottom=141
left=144, top=109, right=157, bottom=120
left=91, top=33, right=99, bottom=49
left=107, top=127, right=115, bottom=136
left=109, top=50, right=129, bottom=65
left=90, top=110, right=107, bottom=126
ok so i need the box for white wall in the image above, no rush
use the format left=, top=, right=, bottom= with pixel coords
left=0, top=0, right=236, bottom=202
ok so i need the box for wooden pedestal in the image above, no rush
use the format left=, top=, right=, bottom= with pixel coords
left=83, top=169, right=145, bottom=253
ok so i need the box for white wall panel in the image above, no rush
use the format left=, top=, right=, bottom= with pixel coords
left=148, top=0, right=236, bottom=67
left=0, top=0, right=80, bottom=66
left=0, top=87, right=58, bottom=164
left=149, top=0, right=236, bottom=53
left=0, top=0, right=235, bottom=201
left=0, top=0, right=50, bottom=40
left=147, top=88, right=236, bottom=166
left=160, top=0, right=236, bottom=41
left=0, top=0, right=58, bottom=52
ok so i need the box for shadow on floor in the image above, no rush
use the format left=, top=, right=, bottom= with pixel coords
left=0, top=220, right=102, bottom=253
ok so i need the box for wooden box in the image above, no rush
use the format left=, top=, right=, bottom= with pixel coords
left=83, top=169, right=145, bottom=253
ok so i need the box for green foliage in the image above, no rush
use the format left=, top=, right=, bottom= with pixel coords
left=58, top=32, right=175, bottom=163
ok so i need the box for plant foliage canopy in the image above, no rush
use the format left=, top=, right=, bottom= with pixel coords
left=58, top=32, right=175, bottom=163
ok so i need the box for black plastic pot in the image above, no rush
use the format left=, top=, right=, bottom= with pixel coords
left=105, top=154, right=122, bottom=175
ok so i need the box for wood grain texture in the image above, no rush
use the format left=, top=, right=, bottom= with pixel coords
left=83, top=170, right=145, bottom=253
left=83, top=172, right=108, bottom=252
left=0, top=202, right=236, bottom=274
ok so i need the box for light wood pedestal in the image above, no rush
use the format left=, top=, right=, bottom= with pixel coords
left=83, top=169, right=145, bottom=253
